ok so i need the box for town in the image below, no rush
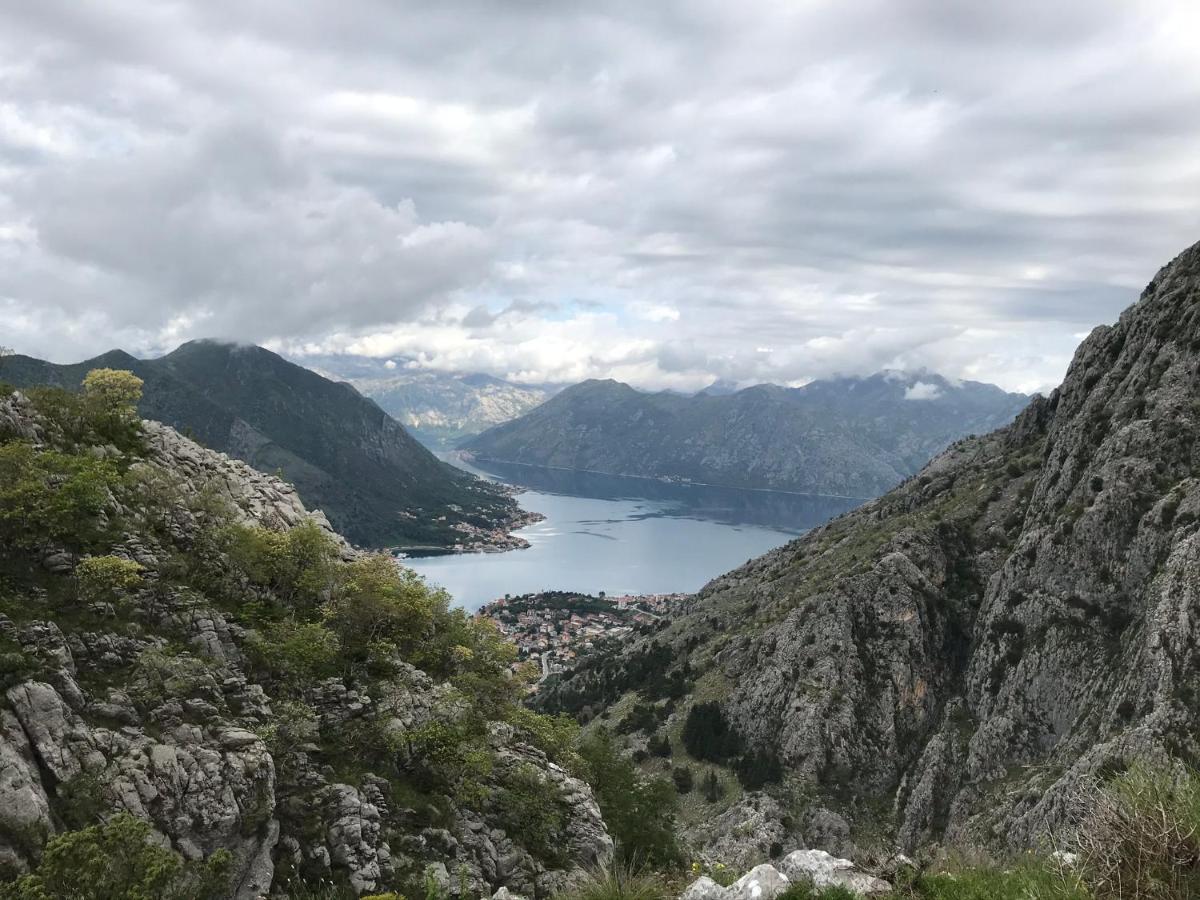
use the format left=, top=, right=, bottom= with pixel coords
left=476, top=590, right=688, bottom=680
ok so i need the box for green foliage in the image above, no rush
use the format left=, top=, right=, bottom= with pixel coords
left=492, top=764, right=571, bottom=865
left=681, top=701, right=742, bottom=764
left=0, top=442, right=119, bottom=550
left=553, top=863, right=670, bottom=900
left=255, top=700, right=319, bottom=757
left=578, top=729, right=681, bottom=868
left=75, top=555, right=143, bottom=604
left=221, top=520, right=339, bottom=612
left=128, top=648, right=219, bottom=710
left=1073, top=762, right=1200, bottom=900
left=909, top=862, right=1088, bottom=900
left=505, top=706, right=585, bottom=775
left=0, top=813, right=230, bottom=900
left=245, top=619, right=341, bottom=684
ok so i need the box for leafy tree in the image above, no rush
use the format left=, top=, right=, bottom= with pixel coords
left=245, top=619, right=341, bottom=683
left=578, top=729, right=681, bottom=867
left=82, top=368, right=143, bottom=414
left=221, top=521, right=339, bottom=612
left=0, top=443, right=119, bottom=550
left=0, top=812, right=230, bottom=900
left=647, top=733, right=672, bottom=758
left=75, top=555, right=143, bottom=604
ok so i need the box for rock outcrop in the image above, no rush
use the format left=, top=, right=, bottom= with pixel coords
left=0, top=397, right=611, bottom=896
left=539, top=239, right=1200, bottom=861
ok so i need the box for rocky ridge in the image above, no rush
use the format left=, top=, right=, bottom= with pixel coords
left=0, top=392, right=611, bottom=897
left=536, top=241, right=1200, bottom=862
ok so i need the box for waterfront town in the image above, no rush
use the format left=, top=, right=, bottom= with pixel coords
left=476, top=590, right=688, bottom=679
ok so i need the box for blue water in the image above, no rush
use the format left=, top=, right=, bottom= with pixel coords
left=405, top=458, right=861, bottom=611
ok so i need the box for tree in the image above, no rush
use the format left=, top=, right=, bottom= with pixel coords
left=81, top=369, right=144, bottom=448
left=682, top=701, right=742, bottom=763
left=82, top=368, right=143, bottom=413
left=0, top=812, right=230, bottom=900
left=578, top=728, right=681, bottom=867
left=75, top=556, right=143, bottom=604
left=672, top=766, right=694, bottom=793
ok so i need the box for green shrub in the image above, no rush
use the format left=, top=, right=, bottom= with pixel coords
left=0, top=812, right=230, bottom=900
left=75, top=555, right=143, bottom=604
left=553, top=863, right=669, bottom=900
left=245, top=619, right=341, bottom=684
left=578, top=729, right=681, bottom=868
left=0, top=442, right=120, bottom=550
left=492, top=764, right=571, bottom=865
left=1073, top=762, right=1200, bottom=900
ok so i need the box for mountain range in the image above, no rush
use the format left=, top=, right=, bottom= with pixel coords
left=535, top=239, right=1200, bottom=865
left=300, top=354, right=555, bottom=449
left=0, top=341, right=526, bottom=550
left=465, top=372, right=1029, bottom=498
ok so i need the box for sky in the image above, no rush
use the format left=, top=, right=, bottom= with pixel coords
left=2, top=1, right=1200, bottom=394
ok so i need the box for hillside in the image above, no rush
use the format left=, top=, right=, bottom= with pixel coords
left=465, top=373, right=1028, bottom=498
left=301, top=355, right=553, bottom=449
left=0, top=385, right=610, bottom=897
left=0, top=341, right=527, bottom=550
left=535, top=240, right=1200, bottom=864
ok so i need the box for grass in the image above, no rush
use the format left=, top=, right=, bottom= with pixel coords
left=554, top=865, right=671, bottom=900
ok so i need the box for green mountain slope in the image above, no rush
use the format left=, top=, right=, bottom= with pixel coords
left=466, top=372, right=1028, bottom=498
left=1, top=341, right=523, bottom=549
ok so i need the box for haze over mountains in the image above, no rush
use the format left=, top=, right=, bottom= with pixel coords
left=1, top=341, right=524, bottom=549
left=466, top=372, right=1029, bottom=499
left=302, top=354, right=555, bottom=449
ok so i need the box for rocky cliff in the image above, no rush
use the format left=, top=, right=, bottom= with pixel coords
left=537, top=241, right=1200, bottom=861
left=0, top=390, right=610, bottom=898
left=465, top=373, right=1027, bottom=499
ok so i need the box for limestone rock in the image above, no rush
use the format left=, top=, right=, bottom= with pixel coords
left=727, top=863, right=790, bottom=900
left=681, top=876, right=729, bottom=900
left=780, top=849, right=892, bottom=895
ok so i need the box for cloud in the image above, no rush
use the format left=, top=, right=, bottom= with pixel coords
left=904, top=381, right=944, bottom=401
left=2, top=0, right=1199, bottom=390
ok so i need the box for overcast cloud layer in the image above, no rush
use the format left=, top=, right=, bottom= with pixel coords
left=2, top=1, right=1200, bottom=393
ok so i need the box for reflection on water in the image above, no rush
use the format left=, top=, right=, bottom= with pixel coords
left=404, top=456, right=862, bottom=611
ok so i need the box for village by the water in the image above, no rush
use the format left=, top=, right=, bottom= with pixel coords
left=475, top=590, right=688, bottom=679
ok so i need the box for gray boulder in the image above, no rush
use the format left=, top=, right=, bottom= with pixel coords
left=780, top=849, right=892, bottom=895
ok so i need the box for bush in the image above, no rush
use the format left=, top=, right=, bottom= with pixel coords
left=671, top=766, right=693, bottom=794
left=553, top=863, right=669, bottom=900
left=75, top=555, right=143, bottom=604
left=245, top=620, right=341, bottom=684
left=0, top=812, right=230, bottom=900
left=1073, top=762, right=1200, bottom=900
left=578, top=729, right=681, bottom=868
left=0, top=442, right=120, bottom=550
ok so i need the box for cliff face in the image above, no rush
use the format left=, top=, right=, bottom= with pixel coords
left=538, top=241, right=1200, bottom=859
left=0, top=393, right=610, bottom=897
left=465, top=373, right=1027, bottom=499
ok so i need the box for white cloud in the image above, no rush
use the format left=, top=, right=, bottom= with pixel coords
left=1, top=0, right=1198, bottom=392
left=904, top=381, right=944, bottom=401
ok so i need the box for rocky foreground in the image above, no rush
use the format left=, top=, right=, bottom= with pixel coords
left=0, top=390, right=611, bottom=897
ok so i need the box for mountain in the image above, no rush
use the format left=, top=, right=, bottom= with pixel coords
left=0, top=341, right=528, bottom=550
left=465, top=372, right=1029, bottom=498
left=299, top=354, right=554, bottom=449
left=0, top=389, right=610, bottom=896
left=534, top=240, right=1200, bottom=864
